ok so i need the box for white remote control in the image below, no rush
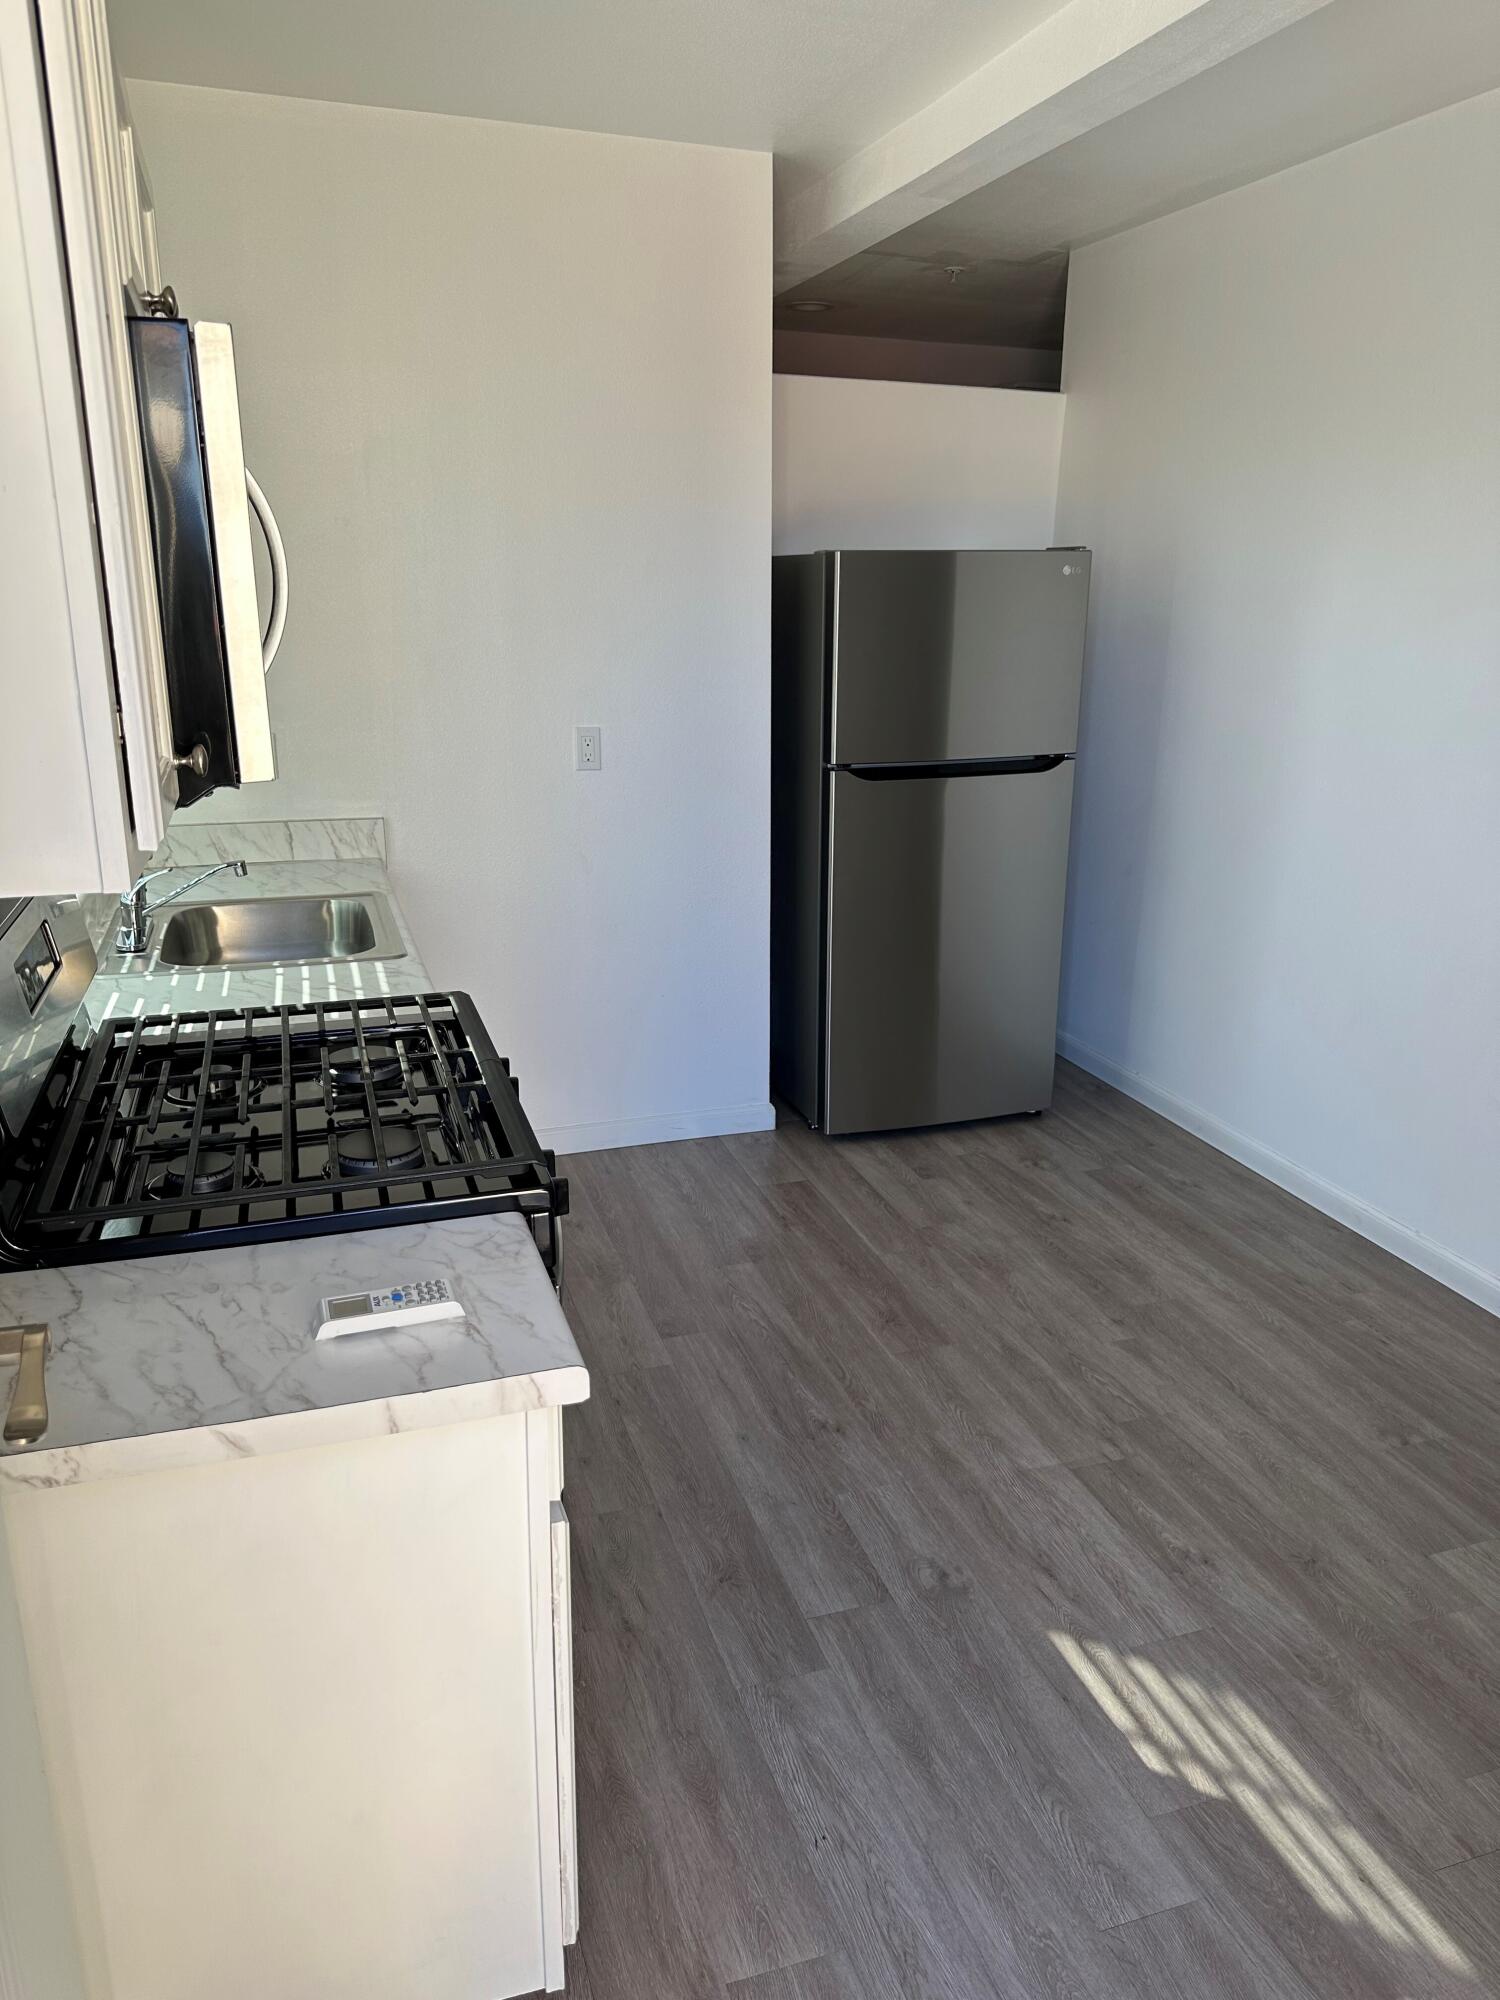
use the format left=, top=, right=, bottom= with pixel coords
left=315, top=1278, right=466, bottom=1340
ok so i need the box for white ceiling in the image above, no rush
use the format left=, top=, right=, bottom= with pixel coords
left=111, top=0, right=1066, bottom=192
left=775, top=0, right=1500, bottom=347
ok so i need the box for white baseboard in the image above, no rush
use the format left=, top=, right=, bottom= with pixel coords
left=1057, top=1032, right=1500, bottom=1323
left=536, top=1100, right=776, bottom=1157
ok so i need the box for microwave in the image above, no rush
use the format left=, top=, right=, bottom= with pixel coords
left=126, top=311, right=288, bottom=809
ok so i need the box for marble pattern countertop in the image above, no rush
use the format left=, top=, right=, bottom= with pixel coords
left=0, top=819, right=587, bottom=1487
left=0, top=1215, right=586, bottom=1489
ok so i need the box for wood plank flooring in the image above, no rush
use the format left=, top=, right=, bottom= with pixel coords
left=556, top=1062, right=1500, bottom=1998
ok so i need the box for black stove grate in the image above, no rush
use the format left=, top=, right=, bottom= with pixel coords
left=0, top=992, right=566, bottom=1279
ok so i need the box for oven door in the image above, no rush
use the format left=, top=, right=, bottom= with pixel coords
left=126, top=316, right=279, bottom=806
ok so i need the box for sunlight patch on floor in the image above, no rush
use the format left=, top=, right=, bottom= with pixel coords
left=1049, top=1631, right=1474, bottom=1977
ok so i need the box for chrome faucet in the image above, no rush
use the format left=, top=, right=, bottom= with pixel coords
left=116, top=858, right=248, bottom=956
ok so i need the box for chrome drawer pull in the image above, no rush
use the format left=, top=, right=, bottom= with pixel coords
left=1, top=1325, right=50, bottom=1446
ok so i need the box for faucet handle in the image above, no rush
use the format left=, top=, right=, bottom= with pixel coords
left=122, top=867, right=171, bottom=902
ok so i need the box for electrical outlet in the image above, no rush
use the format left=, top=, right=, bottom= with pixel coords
left=574, top=726, right=602, bottom=773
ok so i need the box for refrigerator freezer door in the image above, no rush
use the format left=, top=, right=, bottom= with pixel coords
left=823, top=761, right=1076, bottom=1134
left=829, top=550, right=1090, bottom=765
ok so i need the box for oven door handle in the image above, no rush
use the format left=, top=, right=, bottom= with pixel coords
left=192, top=321, right=277, bottom=779
left=244, top=467, right=288, bottom=673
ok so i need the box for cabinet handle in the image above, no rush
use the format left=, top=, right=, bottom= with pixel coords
left=1, top=1325, right=50, bottom=1446
left=172, top=744, right=209, bottom=777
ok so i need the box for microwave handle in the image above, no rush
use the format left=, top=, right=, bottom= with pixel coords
left=192, top=321, right=276, bottom=781
left=244, top=468, right=288, bottom=672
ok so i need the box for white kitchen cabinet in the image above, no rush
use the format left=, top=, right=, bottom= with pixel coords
left=1, top=1404, right=583, bottom=1999
left=0, top=0, right=178, bottom=895
left=0, top=1522, right=89, bottom=2000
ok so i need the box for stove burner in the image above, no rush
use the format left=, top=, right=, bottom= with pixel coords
left=162, top=1060, right=243, bottom=1111
left=149, top=1147, right=238, bottom=1200
left=326, top=1043, right=403, bottom=1091
left=1, top=991, right=565, bottom=1286
left=332, top=1122, right=423, bottom=1178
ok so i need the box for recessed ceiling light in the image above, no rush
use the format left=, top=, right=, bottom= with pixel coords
left=786, top=299, right=835, bottom=313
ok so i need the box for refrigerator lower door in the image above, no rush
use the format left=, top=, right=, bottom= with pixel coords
left=823, top=761, right=1076, bottom=1135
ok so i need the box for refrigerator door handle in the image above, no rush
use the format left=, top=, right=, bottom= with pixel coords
left=838, top=754, right=1072, bottom=781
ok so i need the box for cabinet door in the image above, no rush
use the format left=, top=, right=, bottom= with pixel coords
left=117, top=101, right=162, bottom=304
left=9, top=1421, right=552, bottom=2000
left=40, top=0, right=179, bottom=855
left=0, top=1518, right=90, bottom=2000
left=0, top=0, right=176, bottom=894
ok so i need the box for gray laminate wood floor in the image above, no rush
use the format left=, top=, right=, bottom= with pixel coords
left=555, top=1062, right=1500, bottom=1999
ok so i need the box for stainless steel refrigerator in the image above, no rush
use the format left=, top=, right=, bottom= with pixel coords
left=771, top=548, right=1091, bottom=1136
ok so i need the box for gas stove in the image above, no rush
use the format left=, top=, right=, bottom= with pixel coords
left=0, top=899, right=565, bottom=1284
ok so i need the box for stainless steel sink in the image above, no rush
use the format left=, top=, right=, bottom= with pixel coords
left=156, top=894, right=406, bottom=969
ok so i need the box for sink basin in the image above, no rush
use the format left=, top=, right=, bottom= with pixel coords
left=156, top=894, right=406, bottom=969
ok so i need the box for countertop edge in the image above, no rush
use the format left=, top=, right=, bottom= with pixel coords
left=0, top=1362, right=591, bottom=1492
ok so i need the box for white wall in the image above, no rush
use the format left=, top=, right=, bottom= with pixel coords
left=128, top=81, right=772, bottom=1151
left=773, top=373, right=1064, bottom=553
left=1055, top=88, right=1500, bottom=1312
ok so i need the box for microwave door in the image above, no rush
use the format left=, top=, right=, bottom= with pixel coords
left=127, top=318, right=275, bottom=804
left=193, top=321, right=275, bottom=782
left=128, top=316, right=231, bottom=804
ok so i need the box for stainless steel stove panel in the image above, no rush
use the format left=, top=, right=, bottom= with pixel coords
left=0, top=899, right=96, bottom=1146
